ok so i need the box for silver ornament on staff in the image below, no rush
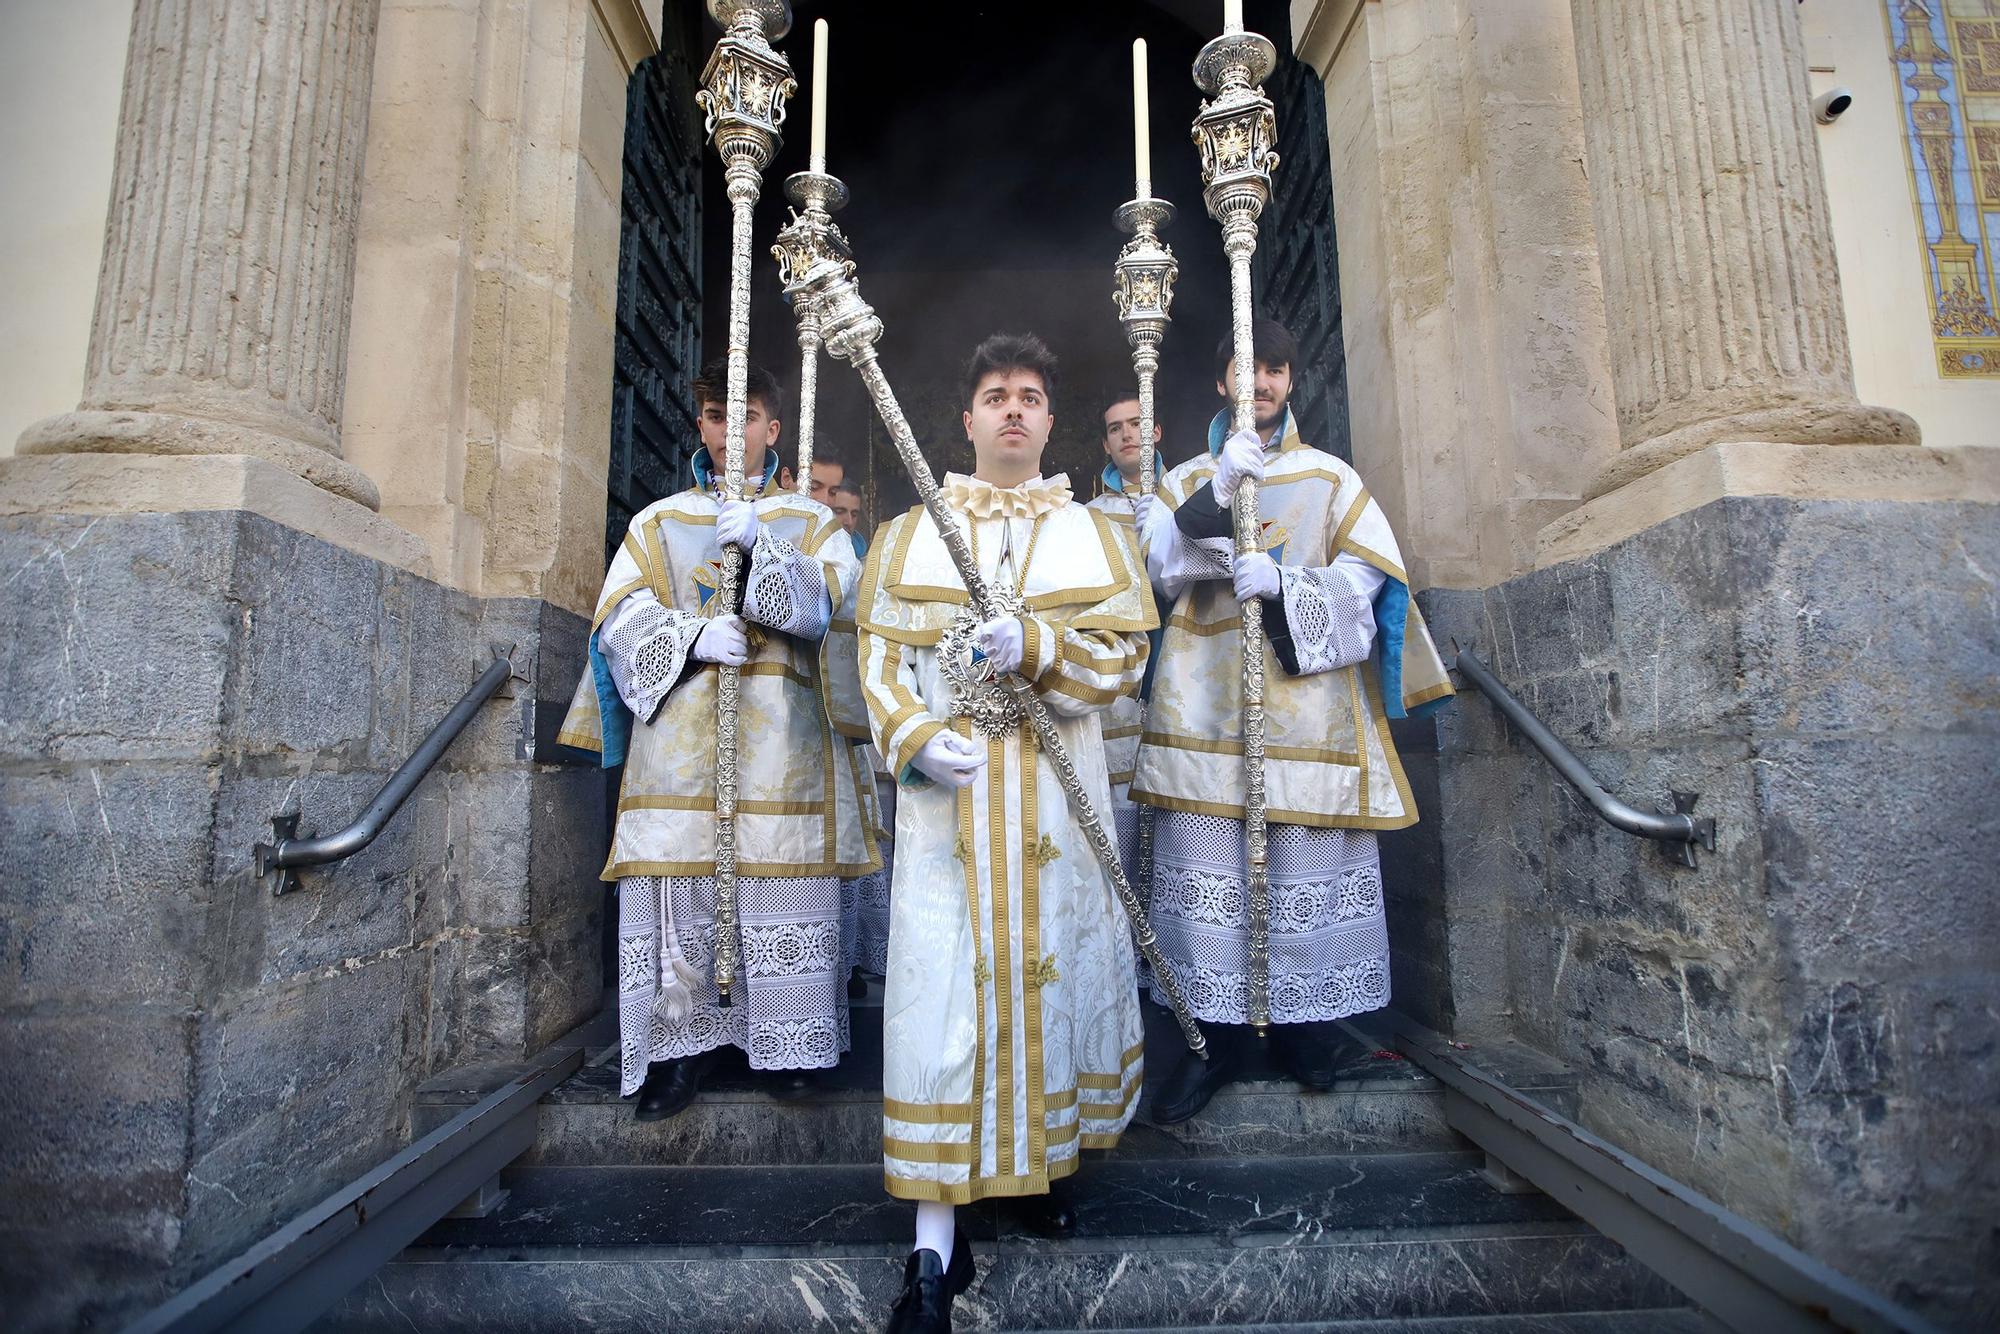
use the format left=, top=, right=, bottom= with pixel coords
left=785, top=170, right=847, bottom=496
left=1191, top=17, right=1280, bottom=1034
left=772, top=182, right=1210, bottom=1061
left=695, top=0, right=795, bottom=1004
left=1111, top=191, right=1178, bottom=927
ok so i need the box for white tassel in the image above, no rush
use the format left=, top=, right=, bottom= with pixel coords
left=654, top=878, right=700, bottom=1025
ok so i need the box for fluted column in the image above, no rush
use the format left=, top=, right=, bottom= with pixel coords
left=17, top=0, right=383, bottom=510
left=1570, top=0, right=1917, bottom=499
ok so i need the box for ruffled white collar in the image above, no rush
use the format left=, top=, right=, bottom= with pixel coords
left=942, top=471, right=1073, bottom=519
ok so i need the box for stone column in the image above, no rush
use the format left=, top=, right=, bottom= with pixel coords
left=16, top=0, right=384, bottom=510
left=1569, top=0, right=1918, bottom=499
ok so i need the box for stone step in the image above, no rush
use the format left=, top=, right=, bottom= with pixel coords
left=319, top=1155, right=1684, bottom=1331
left=415, top=1003, right=1579, bottom=1169
left=1020, top=1314, right=1704, bottom=1334
left=324, top=1231, right=1680, bottom=1332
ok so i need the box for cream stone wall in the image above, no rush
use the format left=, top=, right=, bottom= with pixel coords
left=0, top=0, right=133, bottom=457
left=1294, top=0, right=1619, bottom=589
left=1804, top=0, right=2000, bottom=451
left=342, top=0, right=655, bottom=614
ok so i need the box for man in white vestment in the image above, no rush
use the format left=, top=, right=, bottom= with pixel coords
left=1085, top=390, right=1166, bottom=880
left=560, top=359, right=877, bottom=1121
left=1132, top=318, right=1454, bottom=1125
left=857, top=335, right=1157, bottom=1333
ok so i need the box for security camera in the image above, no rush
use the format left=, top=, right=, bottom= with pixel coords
left=1813, top=87, right=1854, bottom=124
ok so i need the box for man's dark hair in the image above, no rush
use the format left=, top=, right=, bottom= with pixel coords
left=960, top=333, right=1058, bottom=409
left=829, top=481, right=863, bottom=500
left=807, top=455, right=846, bottom=478
left=1214, top=317, right=1300, bottom=380
left=693, top=357, right=785, bottom=422
left=1100, top=390, right=1141, bottom=436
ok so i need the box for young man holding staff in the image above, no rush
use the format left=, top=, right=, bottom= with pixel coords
left=1132, top=318, right=1453, bottom=1124
left=857, top=335, right=1157, bottom=1333
left=560, top=358, right=877, bottom=1122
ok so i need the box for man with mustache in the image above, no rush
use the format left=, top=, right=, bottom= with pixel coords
left=857, top=334, right=1156, bottom=1333
left=1131, top=318, right=1453, bottom=1124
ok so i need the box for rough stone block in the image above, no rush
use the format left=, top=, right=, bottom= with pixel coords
left=1755, top=733, right=2000, bottom=978
left=206, top=768, right=432, bottom=988
left=425, top=931, right=533, bottom=1069
left=0, top=511, right=236, bottom=764
left=1540, top=740, right=1763, bottom=951
left=0, top=1008, right=196, bottom=1330
left=0, top=764, right=215, bottom=1006
left=183, top=959, right=416, bottom=1276
left=221, top=516, right=383, bottom=755
left=1733, top=499, right=2000, bottom=738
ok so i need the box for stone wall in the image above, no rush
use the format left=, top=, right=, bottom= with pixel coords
left=1417, top=491, right=2000, bottom=1328
left=0, top=508, right=603, bottom=1331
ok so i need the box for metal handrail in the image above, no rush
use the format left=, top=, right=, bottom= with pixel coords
left=1450, top=645, right=1716, bottom=867
left=253, top=645, right=517, bottom=894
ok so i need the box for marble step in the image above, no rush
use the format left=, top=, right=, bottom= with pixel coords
left=1019, top=1314, right=1704, bottom=1334
left=325, top=1226, right=1679, bottom=1332
left=454, top=1005, right=1579, bottom=1169
left=317, top=1154, right=1683, bottom=1330
left=425, top=1153, right=1582, bottom=1250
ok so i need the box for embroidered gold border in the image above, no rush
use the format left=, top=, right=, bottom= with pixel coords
left=883, top=1150, right=1081, bottom=1203
left=884, top=1098, right=974, bottom=1125
left=883, top=1135, right=973, bottom=1164
left=956, top=728, right=987, bottom=1184
left=988, top=726, right=1014, bottom=1174
left=1021, top=721, right=1046, bottom=1177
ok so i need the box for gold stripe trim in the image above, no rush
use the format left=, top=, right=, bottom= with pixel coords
left=1126, top=788, right=1417, bottom=831
left=617, top=795, right=824, bottom=815
left=883, top=1135, right=974, bottom=1164
left=883, top=1098, right=975, bottom=1125
left=882, top=1152, right=1082, bottom=1204
left=1140, top=731, right=1360, bottom=766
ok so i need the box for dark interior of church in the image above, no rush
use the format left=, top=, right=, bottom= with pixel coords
left=602, top=0, right=1335, bottom=541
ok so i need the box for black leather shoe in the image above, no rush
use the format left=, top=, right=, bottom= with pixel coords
left=767, top=1069, right=820, bottom=1101
left=1012, top=1180, right=1077, bottom=1238
left=884, top=1235, right=975, bottom=1334
left=1273, top=1021, right=1343, bottom=1091
left=1148, top=1029, right=1239, bottom=1125
left=633, top=1051, right=714, bottom=1122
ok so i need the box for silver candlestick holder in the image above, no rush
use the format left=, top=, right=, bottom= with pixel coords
left=695, top=0, right=795, bottom=1005
left=774, top=171, right=1209, bottom=1061
left=1112, top=196, right=1179, bottom=498
left=777, top=169, right=850, bottom=496
left=1111, top=192, right=1178, bottom=924
left=1192, top=21, right=1280, bottom=1034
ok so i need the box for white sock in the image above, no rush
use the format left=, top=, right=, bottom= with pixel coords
left=913, top=1200, right=956, bottom=1260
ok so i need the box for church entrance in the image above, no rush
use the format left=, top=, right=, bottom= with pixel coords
left=608, top=0, right=1346, bottom=570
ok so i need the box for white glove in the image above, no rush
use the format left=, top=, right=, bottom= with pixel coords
left=1212, top=428, right=1266, bottom=507
left=1233, top=551, right=1281, bottom=603
left=716, top=498, right=761, bottom=552
left=692, top=614, right=750, bottom=666
left=973, top=616, right=1025, bottom=675
left=912, top=730, right=988, bottom=789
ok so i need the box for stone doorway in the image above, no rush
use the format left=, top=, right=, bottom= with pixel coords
left=618, top=0, right=1345, bottom=533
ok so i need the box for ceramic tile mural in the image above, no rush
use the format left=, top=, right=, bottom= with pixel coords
left=1886, top=0, right=2000, bottom=376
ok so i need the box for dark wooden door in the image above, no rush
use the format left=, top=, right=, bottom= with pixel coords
left=1257, top=50, right=1350, bottom=462
left=607, top=13, right=705, bottom=562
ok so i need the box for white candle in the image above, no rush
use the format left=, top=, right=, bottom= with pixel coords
left=1224, top=0, right=1243, bottom=34
left=809, top=18, right=828, bottom=172
left=1133, top=39, right=1150, bottom=197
